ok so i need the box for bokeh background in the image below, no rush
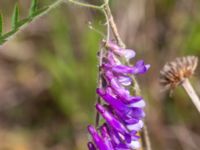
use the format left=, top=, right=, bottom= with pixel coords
left=0, top=0, right=200, bottom=150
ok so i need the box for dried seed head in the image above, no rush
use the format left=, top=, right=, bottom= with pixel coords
left=160, top=56, right=198, bottom=89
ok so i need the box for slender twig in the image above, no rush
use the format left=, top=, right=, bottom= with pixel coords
left=102, top=9, right=110, bottom=43
left=95, top=46, right=104, bottom=127
left=66, top=0, right=109, bottom=10
left=95, top=96, right=101, bottom=127
left=87, top=10, right=106, bottom=127
left=67, top=0, right=102, bottom=9
left=37, top=0, right=63, bottom=16
left=182, top=79, right=200, bottom=113
left=142, top=123, right=152, bottom=150
left=103, top=2, right=125, bottom=48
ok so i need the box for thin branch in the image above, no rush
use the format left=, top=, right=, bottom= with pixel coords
left=102, top=9, right=110, bottom=43
left=95, top=96, right=101, bottom=127
left=67, top=0, right=102, bottom=10
left=65, top=0, right=109, bottom=10
left=142, top=123, right=152, bottom=150
left=103, top=2, right=125, bottom=48
left=95, top=46, right=104, bottom=127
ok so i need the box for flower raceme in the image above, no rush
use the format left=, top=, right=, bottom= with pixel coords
left=88, top=41, right=150, bottom=150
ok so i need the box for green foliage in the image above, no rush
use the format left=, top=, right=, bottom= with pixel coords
left=182, top=21, right=200, bottom=55
left=12, top=4, right=19, bottom=30
left=0, top=0, right=62, bottom=45
left=29, top=0, right=38, bottom=17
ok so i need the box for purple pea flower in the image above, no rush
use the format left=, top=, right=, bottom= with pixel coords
left=88, top=125, right=111, bottom=150
left=87, top=41, right=150, bottom=149
left=88, top=142, right=96, bottom=150
left=96, top=104, right=130, bottom=137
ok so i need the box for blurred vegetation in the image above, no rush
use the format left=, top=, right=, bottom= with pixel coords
left=0, top=0, right=200, bottom=150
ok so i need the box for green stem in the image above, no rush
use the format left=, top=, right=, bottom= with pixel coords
left=1, top=0, right=64, bottom=45
left=68, top=0, right=101, bottom=9
left=67, top=0, right=109, bottom=10
left=33, top=0, right=63, bottom=19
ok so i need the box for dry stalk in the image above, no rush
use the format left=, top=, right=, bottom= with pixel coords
left=182, top=79, right=200, bottom=113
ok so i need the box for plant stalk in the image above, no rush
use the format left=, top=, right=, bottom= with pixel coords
left=95, top=47, right=104, bottom=127
left=142, top=123, right=152, bottom=150
left=103, top=2, right=125, bottom=48
left=0, top=0, right=63, bottom=45
left=182, top=79, right=200, bottom=113
left=68, top=0, right=102, bottom=9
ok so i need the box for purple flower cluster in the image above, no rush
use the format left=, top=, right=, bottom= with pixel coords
left=87, top=41, right=150, bottom=150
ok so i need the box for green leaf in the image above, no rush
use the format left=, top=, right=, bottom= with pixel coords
left=12, top=4, right=19, bottom=29
left=0, top=0, right=63, bottom=45
left=29, top=0, right=38, bottom=17
left=0, top=14, right=2, bottom=36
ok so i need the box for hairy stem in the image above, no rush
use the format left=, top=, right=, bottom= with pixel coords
left=142, top=123, right=152, bottom=150
left=103, top=2, right=125, bottom=48
left=102, top=9, right=110, bottom=43
left=95, top=46, right=104, bottom=127
left=65, top=0, right=109, bottom=10
left=182, top=79, right=200, bottom=113
left=67, top=0, right=101, bottom=9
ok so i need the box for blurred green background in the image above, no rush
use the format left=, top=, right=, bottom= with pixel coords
left=0, top=0, right=200, bottom=150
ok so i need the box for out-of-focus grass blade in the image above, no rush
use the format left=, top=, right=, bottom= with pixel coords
left=0, top=14, right=2, bottom=36
left=11, top=4, right=19, bottom=29
left=29, top=0, right=38, bottom=17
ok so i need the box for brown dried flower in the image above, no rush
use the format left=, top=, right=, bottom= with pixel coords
left=160, top=56, right=198, bottom=89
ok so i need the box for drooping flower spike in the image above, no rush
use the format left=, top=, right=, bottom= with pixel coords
left=87, top=41, right=150, bottom=150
